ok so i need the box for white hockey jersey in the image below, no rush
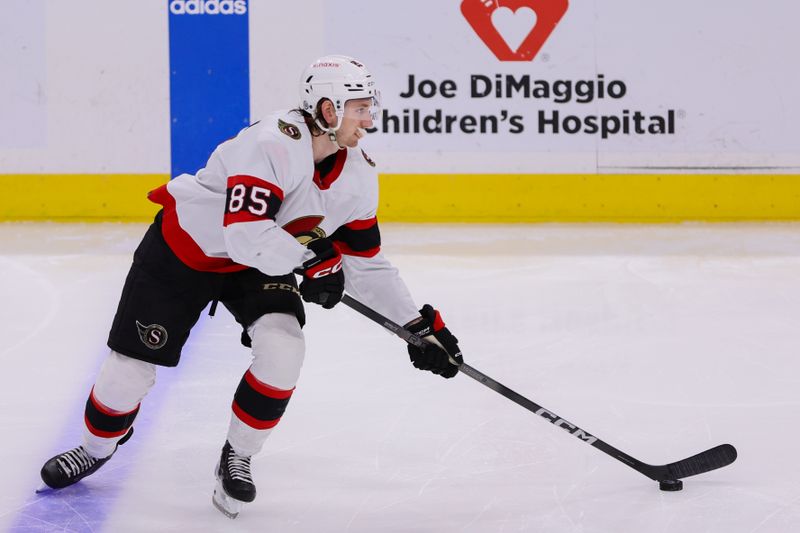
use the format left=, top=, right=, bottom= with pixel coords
left=148, top=110, right=419, bottom=326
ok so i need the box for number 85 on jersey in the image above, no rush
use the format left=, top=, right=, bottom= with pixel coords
left=223, top=175, right=285, bottom=227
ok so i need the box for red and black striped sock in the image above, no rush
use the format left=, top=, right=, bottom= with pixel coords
left=84, top=387, right=139, bottom=439
left=231, top=370, right=294, bottom=430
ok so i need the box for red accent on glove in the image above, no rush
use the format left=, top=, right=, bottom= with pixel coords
left=432, top=309, right=446, bottom=331
left=303, top=241, right=343, bottom=279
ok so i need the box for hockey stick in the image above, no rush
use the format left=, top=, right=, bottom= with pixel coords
left=341, top=294, right=737, bottom=489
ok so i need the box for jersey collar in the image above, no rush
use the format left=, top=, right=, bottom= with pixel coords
left=313, top=149, right=348, bottom=190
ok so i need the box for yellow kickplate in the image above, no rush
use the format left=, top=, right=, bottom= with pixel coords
left=378, top=173, right=800, bottom=222
left=1, top=174, right=168, bottom=221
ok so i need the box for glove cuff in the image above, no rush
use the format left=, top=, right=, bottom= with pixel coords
left=302, top=239, right=342, bottom=277
left=306, top=237, right=335, bottom=256
left=418, top=304, right=446, bottom=333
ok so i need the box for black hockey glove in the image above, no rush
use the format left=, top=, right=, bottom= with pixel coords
left=299, top=238, right=345, bottom=309
left=406, top=304, right=463, bottom=379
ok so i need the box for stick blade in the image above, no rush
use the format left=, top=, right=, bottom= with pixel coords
left=663, top=443, right=737, bottom=480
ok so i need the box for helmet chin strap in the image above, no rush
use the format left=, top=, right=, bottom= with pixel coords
left=315, top=117, right=346, bottom=151
left=327, top=131, right=345, bottom=150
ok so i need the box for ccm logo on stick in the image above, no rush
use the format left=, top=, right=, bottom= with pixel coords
left=535, top=407, right=598, bottom=444
left=169, top=0, right=247, bottom=15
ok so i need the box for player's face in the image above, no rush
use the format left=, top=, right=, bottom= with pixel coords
left=336, top=98, right=377, bottom=148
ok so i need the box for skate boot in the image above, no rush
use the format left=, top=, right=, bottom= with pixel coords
left=39, top=427, right=134, bottom=491
left=213, top=441, right=256, bottom=519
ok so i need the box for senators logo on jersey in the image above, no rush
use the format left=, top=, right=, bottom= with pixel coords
left=278, top=119, right=302, bottom=140
left=283, top=216, right=326, bottom=245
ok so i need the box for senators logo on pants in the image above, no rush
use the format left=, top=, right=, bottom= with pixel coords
left=136, top=321, right=169, bottom=350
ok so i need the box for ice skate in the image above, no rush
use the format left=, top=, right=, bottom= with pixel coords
left=38, top=427, right=134, bottom=491
left=212, top=441, right=256, bottom=519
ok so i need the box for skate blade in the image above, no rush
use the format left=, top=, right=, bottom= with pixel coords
left=212, top=480, right=245, bottom=519
left=35, top=483, right=55, bottom=494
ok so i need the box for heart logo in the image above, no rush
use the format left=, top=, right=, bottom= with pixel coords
left=492, top=7, right=537, bottom=53
left=461, top=0, right=569, bottom=62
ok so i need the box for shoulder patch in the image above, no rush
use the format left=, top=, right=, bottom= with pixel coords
left=361, top=149, right=376, bottom=167
left=278, top=119, right=302, bottom=140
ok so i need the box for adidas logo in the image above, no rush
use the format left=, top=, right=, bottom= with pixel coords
left=169, top=0, right=247, bottom=15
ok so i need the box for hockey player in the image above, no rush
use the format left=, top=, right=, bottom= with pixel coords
left=38, top=55, right=464, bottom=519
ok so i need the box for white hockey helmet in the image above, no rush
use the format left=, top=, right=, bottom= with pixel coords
left=299, top=55, right=380, bottom=129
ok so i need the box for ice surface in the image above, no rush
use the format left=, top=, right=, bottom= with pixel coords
left=1, top=222, right=799, bottom=532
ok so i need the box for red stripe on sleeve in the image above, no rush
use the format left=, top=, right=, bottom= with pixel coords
left=224, top=210, right=270, bottom=226
left=335, top=241, right=380, bottom=258
left=227, top=175, right=285, bottom=201
left=345, top=217, right=377, bottom=230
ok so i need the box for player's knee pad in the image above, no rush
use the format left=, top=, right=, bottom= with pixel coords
left=93, top=350, right=157, bottom=413
left=247, top=313, right=306, bottom=391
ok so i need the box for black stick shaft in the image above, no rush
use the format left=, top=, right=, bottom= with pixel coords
left=341, top=295, right=644, bottom=474
left=340, top=294, right=736, bottom=482
left=455, top=360, right=645, bottom=472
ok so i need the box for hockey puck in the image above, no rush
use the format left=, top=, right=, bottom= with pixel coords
left=659, top=479, right=683, bottom=491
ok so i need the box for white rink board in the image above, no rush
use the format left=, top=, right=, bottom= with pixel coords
left=1, top=222, right=800, bottom=532
left=1, top=0, right=799, bottom=174
left=321, top=0, right=800, bottom=171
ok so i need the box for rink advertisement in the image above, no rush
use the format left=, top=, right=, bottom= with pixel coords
left=0, top=0, right=798, bottom=221
left=325, top=0, right=797, bottom=158
left=460, top=0, right=568, bottom=62
left=168, top=0, right=250, bottom=177
left=319, top=0, right=800, bottom=221
left=375, top=73, right=676, bottom=139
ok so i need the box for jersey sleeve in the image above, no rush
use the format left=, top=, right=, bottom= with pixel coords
left=221, top=136, right=313, bottom=275
left=330, top=217, right=381, bottom=257
left=332, top=152, right=418, bottom=324
left=341, top=251, right=420, bottom=327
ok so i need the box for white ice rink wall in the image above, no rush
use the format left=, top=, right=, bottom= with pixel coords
left=1, top=0, right=799, bottom=221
